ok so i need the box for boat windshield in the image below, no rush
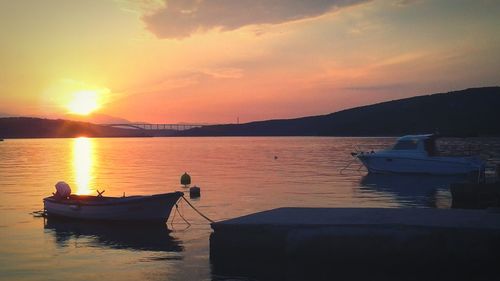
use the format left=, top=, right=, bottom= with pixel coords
left=393, top=140, right=419, bottom=150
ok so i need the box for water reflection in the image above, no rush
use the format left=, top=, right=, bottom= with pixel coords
left=359, top=173, right=470, bottom=207
left=44, top=217, right=183, bottom=254
left=73, top=137, right=95, bottom=195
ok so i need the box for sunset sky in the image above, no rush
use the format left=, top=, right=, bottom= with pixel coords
left=0, top=0, right=499, bottom=124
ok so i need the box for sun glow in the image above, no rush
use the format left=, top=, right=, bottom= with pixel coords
left=73, top=137, right=95, bottom=195
left=67, top=90, right=101, bottom=115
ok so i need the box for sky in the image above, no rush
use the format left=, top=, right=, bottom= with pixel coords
left=0, top=0, right=499, bottom=124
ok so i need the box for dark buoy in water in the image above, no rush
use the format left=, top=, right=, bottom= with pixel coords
left=181, top=172, right=191, bottom=188
left=189, top=185, right=201, bottom=198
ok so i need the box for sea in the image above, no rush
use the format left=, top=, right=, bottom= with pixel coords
left=0, top=137, right=475, bottom=281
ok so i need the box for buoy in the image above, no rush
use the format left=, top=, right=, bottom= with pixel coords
left=189, top=185, right=200, bottom=198
left=181, top=172, right=191, bottom=187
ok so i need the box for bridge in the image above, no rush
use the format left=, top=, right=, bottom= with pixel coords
left=103, top=123, right=207, bottom=131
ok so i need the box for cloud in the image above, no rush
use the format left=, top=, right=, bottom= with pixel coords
left=393, top=0, right=422, bottom=7
left=121, top=66, right=243, bottom=97
left=340, top=83, right=409, bottom=92
left=115, top=0, right=166, bottom=14
left=142, top=0, right=369, bottom=39
left=199, top=67, right=243, bottom=79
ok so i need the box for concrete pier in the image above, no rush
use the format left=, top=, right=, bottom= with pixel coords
left=210, top=208, right=500, bottom=280
left=451, top=182, right=500, bottom=208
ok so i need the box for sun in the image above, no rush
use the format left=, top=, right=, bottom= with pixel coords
left=67, top=90, right=100, bottom=115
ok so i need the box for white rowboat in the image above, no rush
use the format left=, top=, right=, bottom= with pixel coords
left=43, top=192, right=183, bottom=222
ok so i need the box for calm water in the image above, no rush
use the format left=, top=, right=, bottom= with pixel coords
left=0, top=137, right=464, bottom=280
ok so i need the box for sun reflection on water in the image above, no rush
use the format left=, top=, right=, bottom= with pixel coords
left=72, top=137, right=95, bottom=195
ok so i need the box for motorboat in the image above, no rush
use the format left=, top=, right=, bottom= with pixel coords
left=44, top=182, right=183, bottom=222
left=354, top=134, right=485, bottom=175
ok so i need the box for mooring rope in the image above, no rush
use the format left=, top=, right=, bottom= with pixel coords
left=174, top=203, right=191, bottom=226
left=171, top=203, right=177, bottom=219
left=31, top=209, right=47, bottom=218
left=181, top=195, right=215, bottom=223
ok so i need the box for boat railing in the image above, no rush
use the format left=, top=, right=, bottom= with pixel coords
left=339, top=144, right=387, bottom=174
left=339, top=156, right=365, bottom=175
left=352, top=144, right=390, bottom=154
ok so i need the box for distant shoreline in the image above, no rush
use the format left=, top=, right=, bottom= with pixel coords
left=0, top=135, right=401, bottom=140
left=4, top=136, right=500, bottom=141
left=1, top=87, right=500, bottom=139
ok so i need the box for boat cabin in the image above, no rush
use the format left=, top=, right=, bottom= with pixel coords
left=391, top=134, right=437, bottom=156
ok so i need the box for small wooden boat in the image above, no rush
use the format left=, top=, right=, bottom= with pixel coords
left=44, top=189, right=183, bottom=222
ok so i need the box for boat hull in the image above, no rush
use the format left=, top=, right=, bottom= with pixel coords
left=44, top=192, right=183, bottom=222
left=358, top=154, right=483, bottom=175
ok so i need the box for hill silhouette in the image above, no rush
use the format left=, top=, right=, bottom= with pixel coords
left=179, top=87, right=500, bottom=136
left=1, top=87, right=499, bottom=138
left=0, top=118, right=149, bottom=138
